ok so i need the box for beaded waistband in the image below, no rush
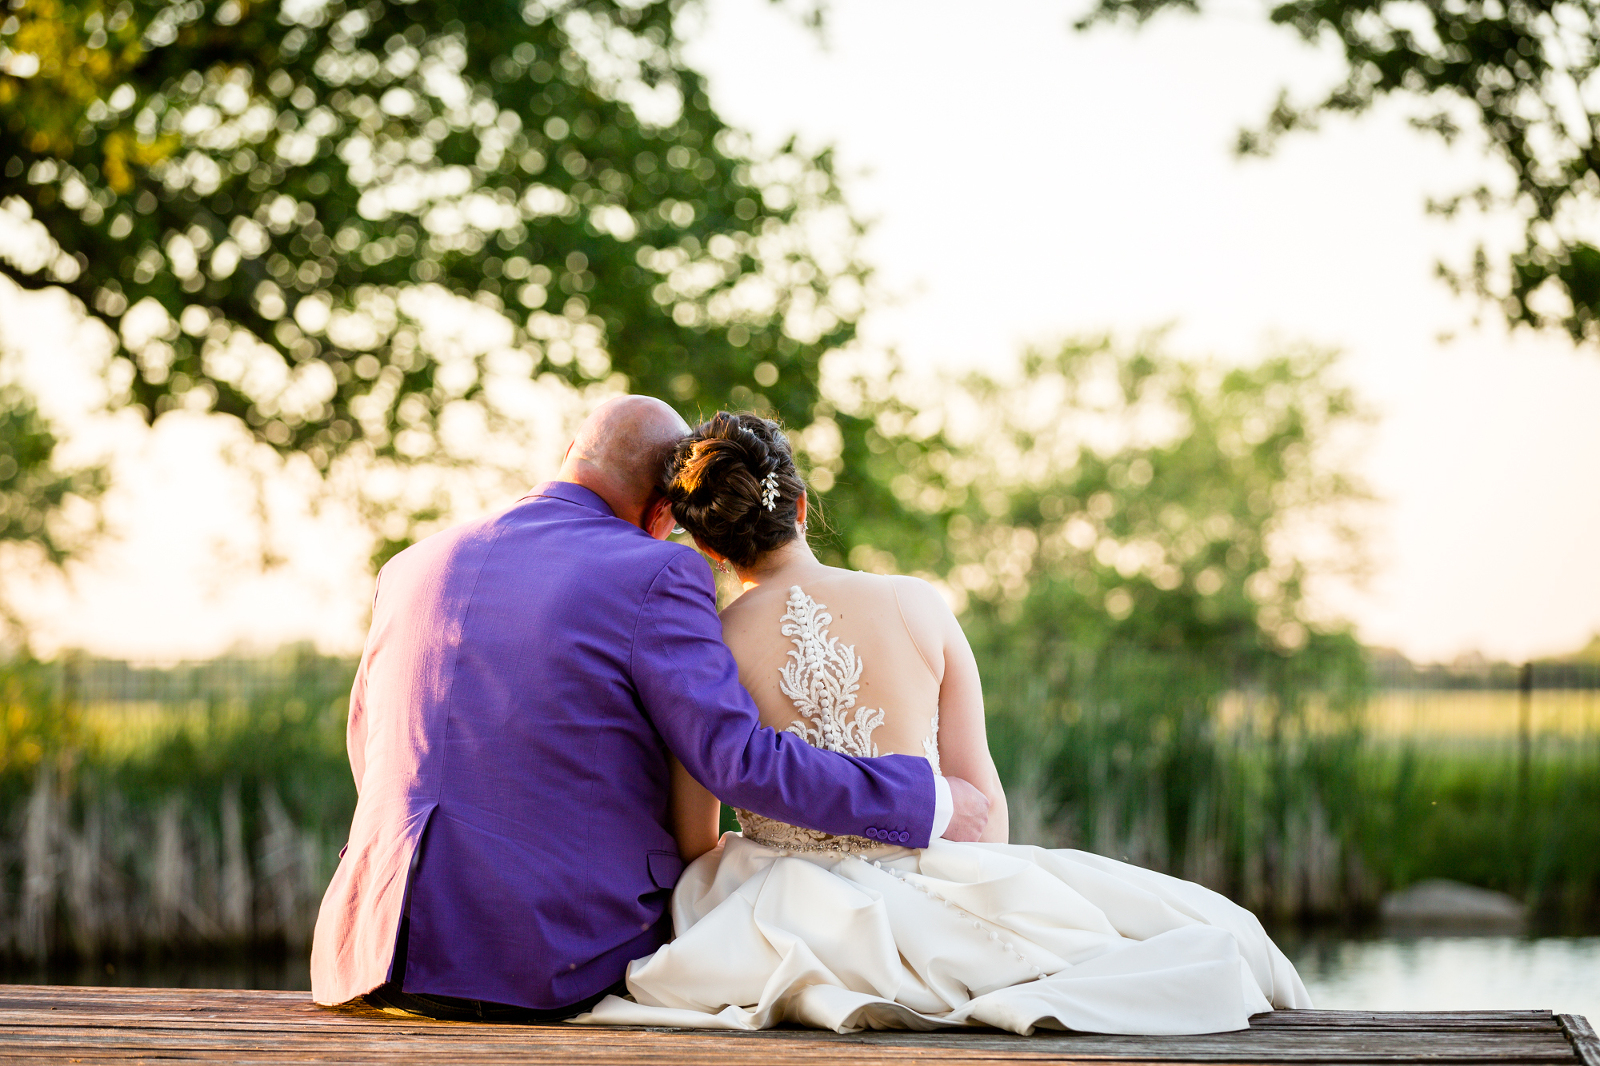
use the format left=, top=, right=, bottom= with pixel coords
left=734, top=809, right=885, bottom=855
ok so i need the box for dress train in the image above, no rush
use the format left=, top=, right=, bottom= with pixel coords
left=574, top=833, right=1311, bottom=1035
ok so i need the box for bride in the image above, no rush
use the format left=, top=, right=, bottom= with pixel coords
left=575, top=413, right=1311, bottom=1035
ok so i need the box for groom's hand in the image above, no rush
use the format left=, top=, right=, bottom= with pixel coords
left=940, top=776, right=990, bottom=842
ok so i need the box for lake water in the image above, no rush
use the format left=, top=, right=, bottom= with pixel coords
left=5, top=935, right=1597, bottom=1021
left=1279, top=932, right=1600, bottom=1019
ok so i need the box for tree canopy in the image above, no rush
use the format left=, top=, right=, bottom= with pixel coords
left=0, top=0, right=1378, bottom=679
left=0, top=0, right=865, bottom=557
left=836, top=338, right=1370, bottom=680
left=1080, top=0, right=1600, bottom=346
left=843, top=338, right=1373, bottom=858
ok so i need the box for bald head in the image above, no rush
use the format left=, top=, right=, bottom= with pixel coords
left=557, top=395, right=689, bottom=529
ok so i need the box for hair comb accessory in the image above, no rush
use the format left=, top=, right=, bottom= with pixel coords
left=760, top=471, right=780, bottom=511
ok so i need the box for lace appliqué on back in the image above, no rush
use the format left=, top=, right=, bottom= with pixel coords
left=737, top=586, right=890, bottom=855
left=777, top=587, right=884, bottom=758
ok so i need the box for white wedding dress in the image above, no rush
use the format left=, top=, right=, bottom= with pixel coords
left=575, top=584, right=1311, bottom=1035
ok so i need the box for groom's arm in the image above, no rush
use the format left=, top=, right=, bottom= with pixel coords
left=631, top=551, right=943, bottom=847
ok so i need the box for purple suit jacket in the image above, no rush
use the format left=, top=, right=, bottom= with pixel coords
left=310, top=482, right=937, bottom=1009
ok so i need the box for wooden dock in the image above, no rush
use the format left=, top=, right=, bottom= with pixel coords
left=0, top=985, right=1594, bottom=1064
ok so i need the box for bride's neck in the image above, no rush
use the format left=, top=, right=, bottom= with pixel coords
left=735, top=537, right=825, bottom=588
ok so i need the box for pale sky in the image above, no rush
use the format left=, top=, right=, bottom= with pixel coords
left=3, top=0, right=1598, bottom=663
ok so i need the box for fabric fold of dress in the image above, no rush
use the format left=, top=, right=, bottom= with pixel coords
left=572, top=834, right=1311, bottom=1036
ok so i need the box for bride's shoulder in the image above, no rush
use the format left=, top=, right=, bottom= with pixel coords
left=789, top=568, right=951, bottom=619
left=883, top=573, right=954, bottom=619
left=718, top=568, right=951, bottom=627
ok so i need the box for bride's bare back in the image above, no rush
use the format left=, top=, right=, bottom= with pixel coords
left=661, top=563, right=1008, bottom=857
left=720, top=570, right=943, bottom=769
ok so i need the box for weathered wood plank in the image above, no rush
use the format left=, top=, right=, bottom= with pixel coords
left=0, top=1043, right=1574, bottom=1056
left=1560, top=1015, right=1600, bottom=1066
left=0, top=987, right=1587, bottom=1065
left=0, top=1024, right=1583, bottom=1061
left=0, top=1049, right=1575, bottom=1064
left=0, top=989, right=1568, bottom=1032
left=1251, top=1010, right=1559, bottom=1028
left=0, top=1020, right=1578, bottom=1047
left=0, top=1014, right=1577, bottom=1052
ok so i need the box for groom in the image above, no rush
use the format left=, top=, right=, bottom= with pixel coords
left=311, top=395, right=989, bottom=1020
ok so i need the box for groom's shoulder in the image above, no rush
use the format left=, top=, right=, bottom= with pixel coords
left=503, top=503, right=710, bottom=589
left=630, top=537, right=712, bottom=586
left=547, top=534, right=716, bottom=607
left=378, top=498, right=711, bottom=591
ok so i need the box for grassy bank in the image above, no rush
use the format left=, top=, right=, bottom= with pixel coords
left=0, top=653, right=355, bottom=963
left=985, top=671, right=1600, bottom=929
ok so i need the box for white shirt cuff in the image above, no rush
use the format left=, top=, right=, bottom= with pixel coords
left=931, top=775, right=954, bottom=840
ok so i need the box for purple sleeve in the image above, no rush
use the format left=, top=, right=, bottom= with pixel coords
left=631, top=552, right=936, bottom=848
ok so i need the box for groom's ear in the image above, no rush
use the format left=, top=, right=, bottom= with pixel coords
left=643, top=494, right=677, bottom=540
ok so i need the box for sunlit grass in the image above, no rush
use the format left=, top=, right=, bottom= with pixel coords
left=1362, top=690, right=1600, bottom=738
left=78, top=700, right=224, bottom=759
left=1214, top=690, right=1600, bottom=741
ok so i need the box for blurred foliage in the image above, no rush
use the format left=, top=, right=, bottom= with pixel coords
left=0, top=649, right=355, bottom=962
left=0, top=656, right=88, bottom=792
left=826, top=335, right=1371, bottom=690
left=985, top=666, right=1600, bottom=925
left=1569, top=634, right=1600, bottom=664
left=99, top=672, right=356, bottom=849
left=0, top=382, right=105, bottom=566
left=101, top=650, right=352, bottom=802
left=0, top=383, right=106, bottom=643
left=985, top=663, right=1374, bottom=919
left=1353, top=741, right=1600, bottom=925
left=2, top=646, right=356, bottom=832
left=0, top=0, right=864, bottom=548
left=1079, top=0, right=1600, bottom=346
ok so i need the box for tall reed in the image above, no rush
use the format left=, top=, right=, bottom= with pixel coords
left=983, top=657, right=1375, bottom=922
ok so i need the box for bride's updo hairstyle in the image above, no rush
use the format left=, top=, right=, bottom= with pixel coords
left=663, top=412, right=806, bottom=569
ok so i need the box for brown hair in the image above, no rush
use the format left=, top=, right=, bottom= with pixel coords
left=662, top=412, right=805, bottom=569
